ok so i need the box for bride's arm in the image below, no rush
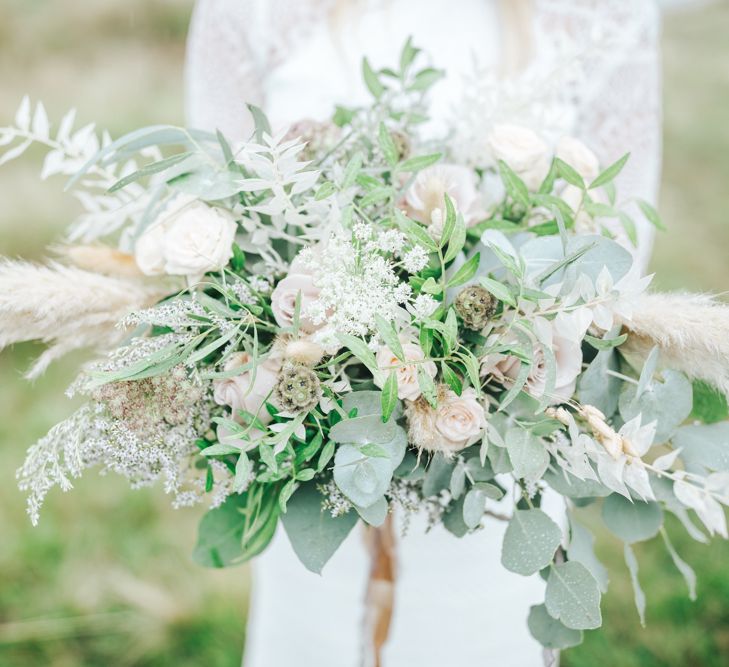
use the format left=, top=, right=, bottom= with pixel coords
left=184, top=0, right=266, bottom=141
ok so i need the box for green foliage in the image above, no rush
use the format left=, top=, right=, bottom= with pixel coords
left=601, top=495, right=664, bottom=544
left=280, top=483, right=358, bottom=573
left=501, top=509, right=562, bottom=575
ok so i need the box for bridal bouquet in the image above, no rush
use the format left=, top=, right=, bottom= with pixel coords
left=3, top=41, right=729, bottom=650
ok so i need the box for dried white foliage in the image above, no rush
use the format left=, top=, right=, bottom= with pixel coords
left=0, top=259, right=168, bottom=377
left=620, top=292, right=729, bottom=397
left=0, top=97, right=159, bottom=243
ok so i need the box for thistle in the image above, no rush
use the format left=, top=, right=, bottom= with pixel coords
left=274, top=362, right=321, bottom=413
left=454, top=285, right=497, bottom=330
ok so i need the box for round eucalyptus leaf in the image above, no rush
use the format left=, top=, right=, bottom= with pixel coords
left=545, top=561, right=602, bottom=630
left=564, top=234, right=633, bottom=285
left=333, top=444, right=392, bottom=508
left=329, top=414, right=396, bottom=445
left=505, top=428, right=549, bottom=480
left=601, top=493, right=663, bottom=543
left=462, top=488, right=487, bottom=528
left=501, top=509, right=562, bottom=576
left=355, top=496, right=388, bottom=527
left=281, top=483, right=358, bottom=574
left=544, top=469, right=610, bottom=499
left=619, top=370, right=693, bottom=444
left=342, top=390, right=402, bottom=420
left=527, top=604, right=583, bottom=649
left=673, top=422, right=729, bottom=472
left=422, top=453, right=457, bottom=497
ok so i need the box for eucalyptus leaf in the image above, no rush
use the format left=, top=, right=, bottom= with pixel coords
left=578, top=350, right=621, bottom=418
left=601, top=494, right=663, bottom=543
left=527, top=604, right=583, bottom=650
left=281, top=483, right=358, bottom=573
left=505, top=428, right=549, bottom=480
left=673, top=422, right=729, bottom=472
left=545, top=561, right=602, bottom=630
left=462, top=488, right=488, bottom=528
left=568, top=519, right=609, bottom=592
left=355, top=496, right=389, bottom=527
left=619, top=369, right=693, bottom=444
left=501, top=509, right=562, bottom=575
left=422, top=453, right=457, bottom=496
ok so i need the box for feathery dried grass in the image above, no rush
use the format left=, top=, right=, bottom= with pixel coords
left=0, top=259, right=168, bottom=378
left=54, top=244, right=144, bottom=278
left=620, top=292, right=729, bottom=397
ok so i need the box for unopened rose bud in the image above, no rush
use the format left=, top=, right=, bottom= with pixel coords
left=455, top=285, right=497, bottom=330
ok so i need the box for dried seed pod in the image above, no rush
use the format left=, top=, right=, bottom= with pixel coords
left=454, top=285, right=497, bottom=330
left=273, top=362, right=321, bottom=413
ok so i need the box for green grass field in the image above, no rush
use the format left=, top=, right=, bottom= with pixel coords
left=1, top=2, right=728, bottom=665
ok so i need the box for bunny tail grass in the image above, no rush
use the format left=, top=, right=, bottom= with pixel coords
left=620, top=292, right=729, bottom=397
left=0, top=259, right=167, bottom=378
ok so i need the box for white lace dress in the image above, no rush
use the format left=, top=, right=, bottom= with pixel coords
left=184, top=2, right=662, bottom=665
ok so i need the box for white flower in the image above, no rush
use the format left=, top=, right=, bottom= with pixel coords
left=135, top=199, right=237, bottom=279
left=402, top=246, right=429, bottom=273
left=408, top=294, right=439, bottom=321
left=487, top=124, right=550, bottom=191
left=404, top=164, right=482, bottom=238
left=556, top=136, right=600, bottom=181
left=298, top=235, right=406, bottom=337
left=374, top=340, right=437, bottom=401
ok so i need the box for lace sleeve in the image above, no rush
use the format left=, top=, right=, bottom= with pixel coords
left=535, top=0, right=663, bottom=271
left=184, top=0, right=268, bottom=141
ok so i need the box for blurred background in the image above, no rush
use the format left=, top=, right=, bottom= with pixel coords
left=0, top=1, right=728, bottom=665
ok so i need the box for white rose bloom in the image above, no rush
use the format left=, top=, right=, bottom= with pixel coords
left=556, top=136, right=600, bottom=181
left=133, top=221, right=167, bottom=276
left=487, top=123, right=550, bottom=191
left=134, top=199, right=237, bottom=278
left=374, top=340, right=437, bottom=401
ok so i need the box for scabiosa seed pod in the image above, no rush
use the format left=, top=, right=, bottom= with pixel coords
left=274, top=362, right=321, bottom=413
left=455, top=285, right=497, bottom=330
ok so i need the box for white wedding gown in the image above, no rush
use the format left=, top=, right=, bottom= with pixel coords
left=184, top=1, right=662, bottom=665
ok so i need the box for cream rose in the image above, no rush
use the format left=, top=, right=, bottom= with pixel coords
left=270, top=273, right=322, bottom=333
left=213, top=352, right=281, bottom=427
left=433, top=388, right=487, bottom=452
left=404, top=164, right=482, bottom=238
left=134, top=199, right=237, bottom=278
left=487, top=124, right=550, bottom=191
left=556, top=136, right=600, bottom=181
left=374, top=340, right=437, bottom=401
